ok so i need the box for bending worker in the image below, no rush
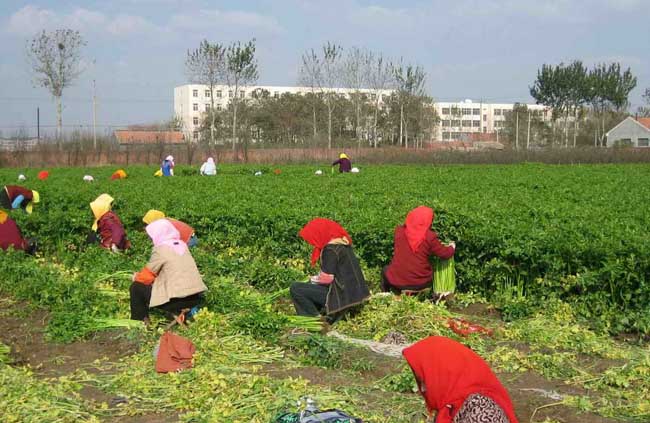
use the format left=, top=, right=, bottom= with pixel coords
left=382, top=206, right=455, bottom=294
left=143, top=209, right=198, bottom=248
left=161, top=155, right=175, bottom=177
left=200, top=157, right=217, bottom=176
left=89, top=194, right=131, bottom=252
left=331, top=153, right=351, bottom=173
left=0, top=185, right=40, bottom=214
left=403, top=336, right=518, bottom=423
left=130, top=219, right=207, bottom=325
left=0, top=210, right=37, bottom=254
left=289, top=218, right=370, bottom=322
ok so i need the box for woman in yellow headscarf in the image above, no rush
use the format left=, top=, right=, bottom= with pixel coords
left=89, top=194, right=131, bottom=252
left=331, top=153, right=352, bottom=173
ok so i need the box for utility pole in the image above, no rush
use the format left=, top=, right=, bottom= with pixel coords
left=92, top=79, right=97, bottom=150
left=515, top=112, right=519, bottom=150
left=526, top=110, right=531, bottom=150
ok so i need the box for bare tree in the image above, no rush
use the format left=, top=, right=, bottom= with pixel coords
left=367, top=53, right=394, bottom=148
left=299, top=50, right=321, bottom=142
left=342, top=47, right=372, bottom=148
left=224, top=40, right=258, bottom=154
left=27, top=29, right=86, bottom=149
left=186, top=40, right=225, bottom=146
left=394, top=62, right=427, bottom=148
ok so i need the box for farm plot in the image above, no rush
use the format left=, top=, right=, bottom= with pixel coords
left=0, top=164, right=649, bottom=422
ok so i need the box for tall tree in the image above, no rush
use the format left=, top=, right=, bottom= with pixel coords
left=367, top=53, right=394, bottom=148
left=638, top=88, right=650, bottom=118
left=27, top=29, right=86, bottom=148
left=185, top=40, right=225, bottom=146
left=342, top=47, right=372, bottom=148
left=393, top=62, right=427, bottom=148
left=299, top=49, right=321, bottom=142
left=224, top=40, right=258, bottom=153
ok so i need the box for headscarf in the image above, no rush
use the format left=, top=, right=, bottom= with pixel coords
left=90, top=194, right=114, bottom=231
left=165, top=155, right=175, bottom=166
left=0, top=210, right=8, bottom=224
left=339, top=153, right=349, bottom=160
left=25, top=190, right=40, bottom=215
left=403, top=337, right=518, bottom=423
left=146, top=218, right=187, bottom=255
left=405, top=206, right=434, bottom=253
left=207, top=157, right=214, bottom=164
left=143, top=209, right=166, bottom=225
left=299, top=218, right=352, bottom=266
left=18, top=174, right=26, bottom=181
left=111, top=169, right=127, bottom=180
left=38, top=170, right=49, bottom=180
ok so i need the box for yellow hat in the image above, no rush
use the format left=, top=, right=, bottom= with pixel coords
left=31, top=191, right=40, bottom=203
left=90, top=194, right=114, bottom=231
left=0, top=210, right=8, bottom=224
left=339, top=153, right=349, bottom=159
left=143, top=209, right=165, bottom=225
left=154, top=169, right=163, bottom=177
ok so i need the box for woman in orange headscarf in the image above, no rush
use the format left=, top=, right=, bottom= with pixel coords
left=403, top=336, right=518, bottom=423
left=382, top=206, right=455, bottom=293
left=289, top=218, right=369, bottom=320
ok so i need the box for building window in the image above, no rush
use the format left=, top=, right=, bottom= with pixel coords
left=442, top=120, right=451, bottom=127
left=442, top=108, right=450, bottom=115
left=442, top=131, right=450, bottom=139
left=193, top=117, right=199, bottom=125
left=205, top=104, right=211, bottom=111
left=462, top=120, right=472, bottom=127
left=462, top=108, right=471, bottom=115
left=193, top=103, right=198, bottom=111
left=494, top=109, right=501, bottom=116
left=472, top=120, right=480, bottom=127
left=192, top=89, right=198, bottom=97
left=638, top=138, right=649, bottom=147
left=228, top=90, right=233, bottom=98
left=240, top=91, right=245, bottom=98
left=216, top=90, right=222, bottom=98
left=205, top=90, right=211, bottom=98
left=472, top=108, right=480, bottom=115
left=193, top=131, right=198, bottom=140
left=483, top=114, right=487, bottom=121
left=452, top=120, right=461, bottom=127
left=217, top=104, right=222, bottom=111
left=483, top=127, right=487, bottom=133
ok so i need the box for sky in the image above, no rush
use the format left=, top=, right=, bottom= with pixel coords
left=0, top=0, right=648, bottom=136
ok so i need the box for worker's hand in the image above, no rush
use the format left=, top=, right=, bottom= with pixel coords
left=132, top=273, right=137, bottom=282
left=448, top=241, right=456, bottom=249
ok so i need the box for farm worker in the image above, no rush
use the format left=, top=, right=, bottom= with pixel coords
left=331, top=153, right=352, bottom=173
left=382, top=206, right=455, bottom=294
left=161, top=155, right=175, bottom=176
left=0, top=185, right=40, bottom=214
left=130, top=219, right=207, bottom=324
left=403, top=336, right=518, bottom=423
left=143, top=209, right=198, bottom=248
left=38, top=170, right=49, bottom=180
left=18, top=174, right=26, bottom=181
left=83, top=175, right=94, bottom=182
left=289, top=218, right=370, bottom=322
left=0, top=210, right=37, bottom=254
left=90, top=194, right=131, bottom=252
left=200, top=157, right=217, bottom=175
left=111, top=169, right=127, bottom=180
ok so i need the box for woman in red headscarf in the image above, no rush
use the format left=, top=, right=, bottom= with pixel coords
left=382, top=206, right=455, bottom=293
left=289, top=218, right=370, bottom=320
left=403, top=336, right=518, bottom=423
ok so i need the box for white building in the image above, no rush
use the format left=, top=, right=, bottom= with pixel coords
left=434, top=100, right=551, bottom=141
left=174, top=84, right=394, bottom=141
left=606, top=117, right=650, bottom=147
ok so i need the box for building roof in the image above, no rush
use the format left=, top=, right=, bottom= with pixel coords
left=115, top=130, right=184, bottom=144
left=607, top=117, right=650, bottom=136
left=637, top=118, right=650, bottom=130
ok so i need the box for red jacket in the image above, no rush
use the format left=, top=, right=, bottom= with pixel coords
left=0, top=216, right=28, bottom=251
left=385, top=226, right=454, bottom=287
left=97, top=211, right=131, bottom=250
left=5, top=185, right=33, bottom=203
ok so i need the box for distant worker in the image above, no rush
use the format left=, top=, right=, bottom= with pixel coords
left=161, top=155, right=175, bottom=177
left=289, top=218, right=370, bottom=323
left=403, top=336, right=518, bottom=423
left=0, top=185, right=40, bottom=214
left=0, top=210, right=37, bottom=254
left=111, top=169, right=127, bottom=180
left=89, top=194, right=131, bottom=252
left=143, top=209, right=198, bottom=248
left=332, top=153, right=352, bottom=173
left=200, top=157, right=217, bottom=176
left=38, top=170, right=49, bottom=180
left=130, top=219, right=207, bottom=325
left=18, top=174, right=26, bottom=181
left=382, top=206, right=455, bottom=294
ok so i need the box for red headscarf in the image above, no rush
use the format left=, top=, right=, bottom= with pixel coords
left=299, top=218, right=352, bottom=266
left=403, top=336, right=518, bottom=423
left=38, top=170, right=49, bottom=180
left=405, top=206, right=434, bottom=253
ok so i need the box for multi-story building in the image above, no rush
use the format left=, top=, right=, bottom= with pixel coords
left=434, top=100, right=551, bottom=142
left=174, top=84, right=394, bottom=141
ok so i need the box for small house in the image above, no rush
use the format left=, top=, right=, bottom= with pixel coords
left=606, top=117, right=650, bottom=147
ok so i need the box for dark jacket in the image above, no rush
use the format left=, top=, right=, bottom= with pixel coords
left=332, top=158, right=352, bottom=173
left=320, top=244, right=369, bottom=315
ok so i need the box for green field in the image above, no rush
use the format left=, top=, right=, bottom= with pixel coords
left=1, top=164, right=649, bottom=422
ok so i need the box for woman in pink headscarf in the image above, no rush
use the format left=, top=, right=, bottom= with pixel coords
left=130, top=219, right=207, bottom=323
left=382, top=206, right=455, bottom=294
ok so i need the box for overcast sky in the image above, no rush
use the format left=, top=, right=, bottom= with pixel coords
left=0, top=0, right=648, bottom=136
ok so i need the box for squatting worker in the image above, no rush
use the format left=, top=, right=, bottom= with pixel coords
left=289, top=218, right=370, bottom=322
left=0, top=185, right=40, bottom=214
left=161, top=155, right=175, bottom=177
left=130, top=219, right=207, bottom=325
left=89, top=194, right=131, bottom=252
left=331, top=153, right=352, bottom=173
left=200, top=157, right=217, bottom=176
left=382, top=206, right=455, bottom=294
left=403, top=336, right=518, bottom=423
left=0, top=210, right=37, bottom=254
left=143, top=209, right=198, bottom=247
left=111, top=169, right=127, bottom=180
